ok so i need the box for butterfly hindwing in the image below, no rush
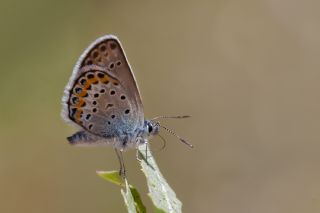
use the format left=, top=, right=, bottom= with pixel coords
left=62, top=35, right=144, bottom=138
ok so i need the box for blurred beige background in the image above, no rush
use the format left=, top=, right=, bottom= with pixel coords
left=1, top=0, right=320, bottom=212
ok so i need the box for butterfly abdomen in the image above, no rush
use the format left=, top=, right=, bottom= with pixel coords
left=67, top=131, right=101, bottom=145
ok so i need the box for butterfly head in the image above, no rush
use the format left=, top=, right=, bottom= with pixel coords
left=146, top=115, right=194, bottom=148
left=144, top=120, right=160, bottom=137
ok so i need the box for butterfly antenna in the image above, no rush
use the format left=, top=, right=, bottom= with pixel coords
left=151, top=115, right=191, bottom=121
left=157, top=124, right=194, bottom=148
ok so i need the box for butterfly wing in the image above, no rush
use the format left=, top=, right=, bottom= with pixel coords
left=62, top=35, right=144, bottom=138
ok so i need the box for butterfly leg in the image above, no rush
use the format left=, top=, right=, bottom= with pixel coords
left=115, top=148, right=126, bottom=178
left=145, top=143, right=148, bottom=164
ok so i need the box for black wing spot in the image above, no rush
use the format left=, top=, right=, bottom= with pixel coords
left=100, top=44, right=106, bottom=51
left=109, top=63, right=115, bottom=69
left=92, top=101, right=97, bottom=105
left=70, top=108, right=77, bottom=117
left=106, top=103, right=114, bottom=109
left=125, top=109, right=130, bottom=114
left=72, top=97, right=79, bottom=104
left=111, top=115, right=115, bottom=119
left=88, top=124, right=93, bottom=129
left=97, top=73, right=105, bottom=78
left=110, top=42, right=116, bottom=50
left=87, top=74, right=94, bottom=79
left=116, top=61, right=122, bottom=66
left=92, top=51, right=99, bottom=58
left=92, top=108, right=97, bottom=113
left=74, top=87, right=82, bottom=94
left=113, top=82, right=119, bottom=86
left=120, top=95, right=126, bottom=100
left=86, top=114, right=91, bottom=120
left=100, top=89, right=105, bottom=93
left=110, top=90, right=115, bottom=95
left=80, top=78, right=87, bottom=85
left=107, top=121, right=111, bottom=125
left=94, top=93, right=99, bottom=98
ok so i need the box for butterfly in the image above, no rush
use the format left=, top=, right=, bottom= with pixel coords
left=62, top=35, right=193, bottom=176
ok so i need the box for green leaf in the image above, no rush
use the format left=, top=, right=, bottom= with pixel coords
left=129, top=186, right=146, bottom=213
left=97, top=171, right=146, bottom=213
left=138, top=144, right=182, bottom=213
left=121, top=180, right=137, bottom=213
left=96, top=170, right=124, bottom=186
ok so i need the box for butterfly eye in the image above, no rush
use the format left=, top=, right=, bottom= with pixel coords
left=148, top=125, right=153, bottom=133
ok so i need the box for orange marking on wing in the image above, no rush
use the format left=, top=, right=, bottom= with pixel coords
left=101, top=76, right=109, bottom=83
left=78, top=89, right=88, bottom=97
left=76, top=99, right=85, bottom=108
left=75, top=76, right=99, bottom=97
left=75, top=109, right=83, bottom=121
left=81, top=77, right=98, bottom=90
left=89, top=77, right=98, bottom=84
left=112, top=80, right=119, bottom=85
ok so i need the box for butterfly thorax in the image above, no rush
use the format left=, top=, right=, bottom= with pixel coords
left=117, top=119, right=159, bottom=150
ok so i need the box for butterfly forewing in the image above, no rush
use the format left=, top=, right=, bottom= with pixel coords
left=62, top=35, right=144, bottom=138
